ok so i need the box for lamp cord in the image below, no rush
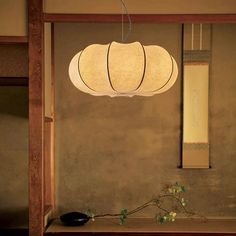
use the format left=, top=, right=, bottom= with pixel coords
left=120, top=0, right=132, bottom=42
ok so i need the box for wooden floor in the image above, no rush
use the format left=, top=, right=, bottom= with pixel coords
left=45, top=218, right=236, bottom=235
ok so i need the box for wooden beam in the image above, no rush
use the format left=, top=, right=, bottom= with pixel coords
left=44, top=23, right=55, bottom=219
left=0, top=77, right=28, bottom=86
left=43, top=13, right=236, bottom=23
left=50, top=22, right=56, bottom=210
left=0, top=36, right=28, bottom=44
left=44, top=120, right=53, bottom=207
left=28, top=0, right=44, bottom=236
left=45, top=233, right=236, bottom=236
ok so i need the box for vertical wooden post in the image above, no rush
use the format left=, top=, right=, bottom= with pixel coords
left=50, top=22, right=55, bottom=210
left=28, top=0, right=44, bottom=235
left=44, top=23, right=55, bottom=212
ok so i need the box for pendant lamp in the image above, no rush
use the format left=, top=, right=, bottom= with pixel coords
left=68, top=1, right=178, bottom=97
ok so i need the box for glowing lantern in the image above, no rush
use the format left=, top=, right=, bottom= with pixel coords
left=69, top=41, right=178, bottom=97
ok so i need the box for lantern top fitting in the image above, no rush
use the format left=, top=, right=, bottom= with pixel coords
left=69, top=0, right=178, bottom=97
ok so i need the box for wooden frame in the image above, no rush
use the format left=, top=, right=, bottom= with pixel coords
left=0, top=77, right=28, bottom=86
left=0, top=37, right=28, bottom=87
left=27, top=10, right=236, bottom=236
left=0, top=36, right=28, bottom=43
left=44, top=13, right=236, bottom=23
left=28, top=1, right=44, bottom=236
left=45, top=234, right=236, bottom=236
left=29, top=2, right=56, bottom=236
left=44, top=22, right=55, bottom=212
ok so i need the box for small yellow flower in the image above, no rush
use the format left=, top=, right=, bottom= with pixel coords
left=169, top=212, right=177, bottom=218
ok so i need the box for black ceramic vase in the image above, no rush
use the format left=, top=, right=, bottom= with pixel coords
left=60, top=212, right=90, bottom=226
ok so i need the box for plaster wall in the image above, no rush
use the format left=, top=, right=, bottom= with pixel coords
left=54, top=23, right=236, bottom=218
left=44, top=0, right=236, bottom=14
left=0, top=0, right=27, bottom=36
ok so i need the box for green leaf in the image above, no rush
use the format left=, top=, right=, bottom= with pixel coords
left=158, top=217, right=165, bottom=224
left=119, top=208, right=128, bottom=225
left=181, top=186, right=186, bottom=192
left=119, top=216, right=125, bottom=225
left=121, top=208, right=128, bottom=215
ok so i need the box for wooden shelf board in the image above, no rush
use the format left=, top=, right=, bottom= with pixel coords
left=46, top=218, right=236, bottom=234
left=0, top=77, right=28, bottom=86
left=0, top=36, right=28, bottom=44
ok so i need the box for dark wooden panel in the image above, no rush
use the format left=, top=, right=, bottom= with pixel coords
left=45, top=233, right=236, bottom=236
left=0, top=44, right=28, bottom=77
left=43, top=13, right=236, bottom=23
left=28, top=0, right=44, bottom=236
left=0, top=228, right=28, bottom=236
left=0, top=36, right=28, bottom=44
left=0, top=77, right=28, bottom=86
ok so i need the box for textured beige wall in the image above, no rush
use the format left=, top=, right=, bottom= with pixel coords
left=0, top=0, right=27, bottom=36
left=54, top=23, right=236, bottom=218
left=0, top=87, right=28, bottom=228
left=44, top=0, right=236, bottom=14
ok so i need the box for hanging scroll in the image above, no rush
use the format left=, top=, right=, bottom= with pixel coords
left=182, top=24, right=211, bottom=168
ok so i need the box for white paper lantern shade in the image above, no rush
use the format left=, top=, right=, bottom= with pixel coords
left=107, top=42, right=146, bottom=93
left=69, top=41, right=178, bottom=97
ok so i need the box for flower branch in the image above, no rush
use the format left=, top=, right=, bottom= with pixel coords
left=85, top=182, right=205, bottom=225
